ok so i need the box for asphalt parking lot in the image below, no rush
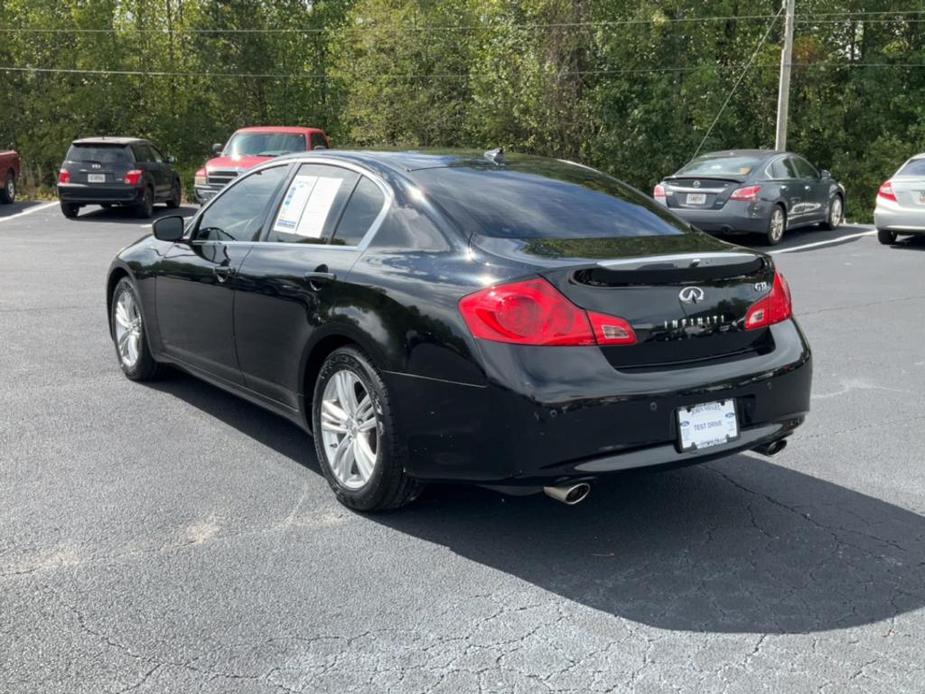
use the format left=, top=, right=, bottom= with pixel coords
left=2, top=201, right=924, bottom=693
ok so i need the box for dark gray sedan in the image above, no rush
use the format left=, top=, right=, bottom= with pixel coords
left=654, top=150, right=846, bottom=245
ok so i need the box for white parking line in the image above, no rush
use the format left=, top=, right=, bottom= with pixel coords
left=769, top=230, right=876, bottom=254
left=0, top=202, right=58, bottom=224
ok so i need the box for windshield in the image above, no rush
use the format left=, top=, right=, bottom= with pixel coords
left=898, top=158, right=925, bottom=176
left=417, top=158, right=688, bottom=240
left=676, top=155, right=763, bottom=178
left=65, top=144, right=133, bottom=165
left=224, top=132, right=306, bottom=157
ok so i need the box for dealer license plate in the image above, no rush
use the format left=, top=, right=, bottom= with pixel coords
left=677, top=400, right=738, bottom=452
left=87, top=174, right=106, bottom=183
left=686, top=193, right=706, bottom=205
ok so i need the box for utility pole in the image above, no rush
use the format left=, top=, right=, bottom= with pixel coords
left=775, top=0, right=796, bottom=151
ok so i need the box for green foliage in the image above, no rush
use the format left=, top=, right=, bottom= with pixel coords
left=1, top=0, right=923, bottom=220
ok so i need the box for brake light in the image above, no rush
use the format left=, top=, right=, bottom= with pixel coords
left=878, top=180, right=897, bottom=202
left=458, top=278, right=636, bottom=347
left=653, top=183, right=667, bottom=205
left=124, top=169, right=144, bottom=186
left=730, top=185, right=761, bottom=202
left=58, top=169, right=70, bottom=184
left=194, top=168, right=207, bottom=187
left=745, top=272, right=792, bottom=330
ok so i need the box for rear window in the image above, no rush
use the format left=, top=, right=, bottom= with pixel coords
left=66, top=144, right=133, bottom=165
left=677, top=155, right=763, bottom=178
left=416, top=160, right=688, bottom=240
left=898, top=158, right=925, bottom=176
left=224, top=132, right=306, bottom=157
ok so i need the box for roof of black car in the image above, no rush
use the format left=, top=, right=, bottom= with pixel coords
left=71, top=136, right=148, bottom=145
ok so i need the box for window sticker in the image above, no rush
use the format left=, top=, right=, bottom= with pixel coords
left=274, top=175, right=317, bottom=233
left=295, top=176, right=343, bottom=238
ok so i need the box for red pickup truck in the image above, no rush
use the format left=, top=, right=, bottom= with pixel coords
left=194, top=126, right=330, bottom=204
left=0, top=149, right=21, bottom=204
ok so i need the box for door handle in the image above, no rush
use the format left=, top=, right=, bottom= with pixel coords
left=805, top=185, right=811, bottom=190
left=213, top=265, right=234, bottom=283
left=304, top=265, right=336, bottom=291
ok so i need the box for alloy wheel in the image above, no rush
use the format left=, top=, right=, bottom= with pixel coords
left=113, top=288, right=143, bottom=368
left=6, top=176, right=14, bottom=201
left=320, top=369, right=379, bottom=490
left=769, top=208, right=785, bottom=243
left=830, top=197, right=842, bottom=227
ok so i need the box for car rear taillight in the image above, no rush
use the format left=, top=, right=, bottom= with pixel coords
left=124, top=170, right=144, bottom=186
left=730, top=185, right=761, bottom=202
left=58, top=169, right=70, bottom=184
left=877, top=180, right=897, bottom=202
left=458, top=278, right=637, bottom=347
left=745, top=272, right=792, bottom=330
left=194, top=168, right=207, bottom=187
left=653, top=183, right=667, bottom=205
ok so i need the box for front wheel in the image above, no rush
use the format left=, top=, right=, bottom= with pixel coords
left=821, top=195, right=843, bottom=230
left=0, top=171, right=15, bottom=204
left=877, top=228, right=897, bottom=245
left=312, top=347, right=420, bottom=511
left=765, top=205, right=787, bottom=246
left=60, top=202, right=80, bottom=218
left=110, top=278, right=160, bottom=380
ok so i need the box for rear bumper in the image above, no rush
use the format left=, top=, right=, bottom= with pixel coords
left=874, top=204, right=925, bottom=234
left=388, top=320, right=812, bottom=484
left=670, top=201, right=770, bottom=234
left=58, top=183, right=144, bottom=204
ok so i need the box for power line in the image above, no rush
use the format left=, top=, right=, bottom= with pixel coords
left=692, top=8, right=784, bottom=159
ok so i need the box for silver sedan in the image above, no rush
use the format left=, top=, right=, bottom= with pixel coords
left=875, top=154, right=925, bottom=244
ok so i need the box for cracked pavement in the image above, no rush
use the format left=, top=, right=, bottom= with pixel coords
left=1, top=204, right=924, bottom=692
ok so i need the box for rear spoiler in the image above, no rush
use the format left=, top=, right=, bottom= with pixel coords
left=596, top=252, right=760, bottom=271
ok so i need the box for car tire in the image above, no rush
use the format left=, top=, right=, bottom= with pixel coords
left=312, top=346, right=421, bottom=512
left=821, top=195, right=843, bottom=230
left=166, top=179, right=181, bottom=209
left=0, top=171, right=15, bottom=204
left=765, top=205, right=786, bottom=246
left=110, top=278, right=160, bottom=381
left=135, top=186, right=154, bottom=218
left=877, top=228, right=897, bottom=245
left=60, top=202, right=80, bottom=218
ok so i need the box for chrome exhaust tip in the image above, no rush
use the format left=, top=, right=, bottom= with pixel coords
left=543, top=482, right=591, bottom=505
left=753, top=439, right=788, bottom=457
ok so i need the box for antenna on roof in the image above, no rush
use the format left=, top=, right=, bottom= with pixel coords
left=483, top=147, right=505, bottom=165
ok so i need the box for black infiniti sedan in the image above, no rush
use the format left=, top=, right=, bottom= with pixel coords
left=107, top=150, right=812, bottom=510
left=654, top=150, right=846, bottom=245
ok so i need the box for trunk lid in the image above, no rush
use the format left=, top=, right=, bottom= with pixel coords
left=888, top=176, right=925, bottom=209
left=64, top=144, right=134, bottom=185
left=663, top=176, right=744, bottom=211
left=473, top=234, right=775, bottom=370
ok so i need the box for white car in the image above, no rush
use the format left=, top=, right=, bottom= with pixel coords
left=875, top=154, right=925, bottom=244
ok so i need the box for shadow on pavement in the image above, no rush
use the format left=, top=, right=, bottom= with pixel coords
left=150, top=369, right=925, bottom=635
left=889, top=235, right=925, bottom=251
left=68, top=204, right=197, bottom=224
left=0, top=200, right=50, bottom=218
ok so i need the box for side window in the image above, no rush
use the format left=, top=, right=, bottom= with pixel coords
left=792, top=157, right=819, bottom=179
left=268, top=164, right=359, bottom=244
left=331, top=177, right=386, bottom=246
left=196, top=165, right=289, bottom=242
left=310, top=133, right=328, bottom=150
left=132, top=144, right=151, bottom=163
left=767, top=158, right=794, bottom=179
left=149, top=145, right=165, bottom=163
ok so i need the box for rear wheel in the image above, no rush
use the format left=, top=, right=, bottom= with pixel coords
left=135, top=186, right=154, bottom=218
left=0, top=171, right=15, bottom=204
left=110, top=278, right=160, bottom=380
left=312, top=347, right=420, bottom=511
left=821, top=195, right=843, bottom=230
left=60, top=202, right=80, bottom=218
left=765, top=205, right=786, bottom=246
left=166, top=179, right=181, bottom=209
left=877, top=228, right=897, bottom=245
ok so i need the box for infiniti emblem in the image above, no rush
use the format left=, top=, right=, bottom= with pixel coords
left=679, top=286, right=705, bottom=304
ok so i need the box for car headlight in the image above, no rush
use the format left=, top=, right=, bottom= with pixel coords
left=194, top=169, right=207, bottom=187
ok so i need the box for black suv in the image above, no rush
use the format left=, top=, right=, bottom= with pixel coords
left=57, top=137, right=182, bottom=219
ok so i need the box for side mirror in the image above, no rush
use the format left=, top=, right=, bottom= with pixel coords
left=212, top=143, right=224, bottom=156
left=166, top=155, right=177, bottom=164
left=153, top=215, right=186, bottom=242
left=820, top=169, right=832, bottom=179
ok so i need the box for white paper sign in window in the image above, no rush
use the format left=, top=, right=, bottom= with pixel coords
left=273, top=174, right=343, bottom=239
